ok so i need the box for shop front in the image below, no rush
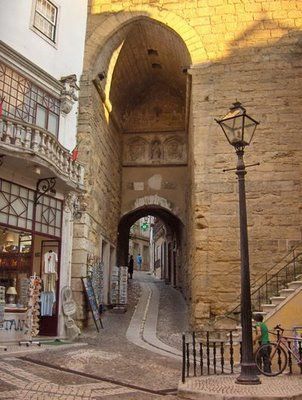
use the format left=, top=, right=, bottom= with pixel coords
left=0, top=178, right=63, bottom=342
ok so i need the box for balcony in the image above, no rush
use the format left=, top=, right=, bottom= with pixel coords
left=0, top=116, right=84, bottom=190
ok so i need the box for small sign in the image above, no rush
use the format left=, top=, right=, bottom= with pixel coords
left=82, top=277, right=103, bottom=332
left=133, top=182, right=144, bottom=191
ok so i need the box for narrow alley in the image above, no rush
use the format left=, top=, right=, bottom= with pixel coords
left=0, top=272, right=188, bottom=399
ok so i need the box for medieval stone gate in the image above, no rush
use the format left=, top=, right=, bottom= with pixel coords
left=72, top=0, right=302, bottom=329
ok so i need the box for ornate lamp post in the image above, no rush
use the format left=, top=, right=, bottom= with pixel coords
left=215, top=102, right=260, bottom=385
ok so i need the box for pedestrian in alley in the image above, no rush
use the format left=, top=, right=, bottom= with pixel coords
left=128, top=255, right=134, bottom=279
left=253, top=313, right=271, bottom=373
left=136, top=253, right=142, bottom=270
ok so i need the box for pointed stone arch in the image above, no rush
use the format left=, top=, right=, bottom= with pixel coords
left=85, top=4, right=206, bottom=68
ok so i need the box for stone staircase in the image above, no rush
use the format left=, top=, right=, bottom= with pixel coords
left=229, top=273, right=302, bottom=346
left=218, top=244, right=302, bottom=334
left=256, top=274, right=302, bottom=320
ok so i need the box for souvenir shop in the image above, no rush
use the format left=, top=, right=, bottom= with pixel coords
left=0, top=178, right=63, bottom=341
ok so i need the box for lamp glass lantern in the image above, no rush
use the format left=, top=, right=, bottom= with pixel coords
left=215, top=102, right=259, bottom=149
left=6, top=286, right=17, bottom=305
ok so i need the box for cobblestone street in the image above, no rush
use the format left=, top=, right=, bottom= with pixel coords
left=0, top=272, right=187, bottom=399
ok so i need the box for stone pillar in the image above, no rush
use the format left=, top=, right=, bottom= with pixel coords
left=72, top=213, right=90, bottom=327
left=58, top=208, right=74, bottom=337
left=101, top=240, right=110, bottom=305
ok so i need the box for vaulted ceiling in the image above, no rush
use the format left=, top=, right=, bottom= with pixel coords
left=107, top=19, right=192, bottom=121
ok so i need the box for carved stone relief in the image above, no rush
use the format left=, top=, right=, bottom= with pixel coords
left=133, top=195, right=173, bottom=211
left=164, top=137, right=183, bottom=161
left=60, top=74, right=79, bottom=115
left=123, top=132, right=187, bottom=165
left=125, top=137, right=147, bottom=162
left=64, top=192, right=87, bottom=220
left=150, top=140, right=162, bottom=160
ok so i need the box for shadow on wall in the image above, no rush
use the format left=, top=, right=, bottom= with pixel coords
left=192, top=24, right=302, bottom=321
left=78, top=6, right=302, bottom=322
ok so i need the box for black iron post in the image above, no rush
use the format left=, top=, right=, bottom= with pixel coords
left=235, top=149, right=260, bottom=385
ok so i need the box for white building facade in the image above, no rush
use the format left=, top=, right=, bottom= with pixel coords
left=0, top=0, right=87, bottom=340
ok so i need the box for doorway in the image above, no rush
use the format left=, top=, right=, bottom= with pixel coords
left=38, top=239, right=60, bottom=336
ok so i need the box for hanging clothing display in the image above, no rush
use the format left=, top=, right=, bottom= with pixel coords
left=42, top=272, right=57, bottom=294
left=40, top=292, right=55, bottom=316
left=43, top=251, right=58, bottom=273
left=40, top=249, right=58, bottom=317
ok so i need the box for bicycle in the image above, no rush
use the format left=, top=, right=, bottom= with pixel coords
left=255, top=324, right=302, bottom=376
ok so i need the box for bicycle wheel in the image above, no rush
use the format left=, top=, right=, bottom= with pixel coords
left=255, top=343, right=287, bottom=376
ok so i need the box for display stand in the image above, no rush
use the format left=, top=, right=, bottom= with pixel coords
left=88, top=257, right=104, bottom=311
left=19, top=275, right=41, bottom=347
left=82, top=276, right=103, bottom=331
left=110, top=266, right=128, bottom=313
left=119, top=266, right=128, bottom=305
left=110, top=266, right=119, bottom=305
left=0, top=286, right=7, bottom=351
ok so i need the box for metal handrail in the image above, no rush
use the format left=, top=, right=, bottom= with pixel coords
left=251, top=242, right=302, bottom=289
left=214, top=242, right=302, bottom=323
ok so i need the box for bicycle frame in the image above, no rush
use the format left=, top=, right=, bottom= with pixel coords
left=271, top=331, right=302, bottom=364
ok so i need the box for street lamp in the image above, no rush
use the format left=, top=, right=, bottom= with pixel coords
left=215, top=102, right=260, bottom=385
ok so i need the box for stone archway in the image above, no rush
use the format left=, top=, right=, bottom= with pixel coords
left=86, top=3, right=206, bottom=69
left=117, top=204, right=183, bottom=263
left=117, top=205, right=184, bottom=286
left=74, top=9, right=194, bottom=325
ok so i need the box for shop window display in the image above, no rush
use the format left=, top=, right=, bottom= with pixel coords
left=0, top=228, right=32, bottom=305
left=0, top=179, right=62, bottom=338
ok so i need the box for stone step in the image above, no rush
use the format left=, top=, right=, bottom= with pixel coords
left=252, top=311, right=267, bottom=318
left=279, top=288, right=295, bottom=298
left=261, top=303, right=276, bottom=314
left=287, top=280, right=302, bottom=290
left=270, top=296, right=286, bottom=305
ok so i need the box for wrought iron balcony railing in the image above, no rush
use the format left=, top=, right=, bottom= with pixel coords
left=0, top=116, right=84, bottom=189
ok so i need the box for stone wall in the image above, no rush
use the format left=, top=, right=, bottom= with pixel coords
left=189, top=25, right=302, bottom=326
left=72, top=71, right=123, bottom=325
left=80, top=0, right=302, bottom=328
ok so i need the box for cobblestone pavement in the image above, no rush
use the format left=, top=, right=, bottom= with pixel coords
left=178, top=374, right=302, bottom=399
left=0, top=272, right=187, bottom=399
left=156, top=281, right=188, bottom=351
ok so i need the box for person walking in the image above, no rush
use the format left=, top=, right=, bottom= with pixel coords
left=136, top=253, right=142, bottom=271
left=128, top=255, right=134, bottom=279
left=253, top=313, right=271, bottom=373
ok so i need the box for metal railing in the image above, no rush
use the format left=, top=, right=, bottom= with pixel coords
left=182, top=330, right=302, bottom=383
left=182, top=330, right=239, bottom=383
left=224, top=243, right=302, bottom=323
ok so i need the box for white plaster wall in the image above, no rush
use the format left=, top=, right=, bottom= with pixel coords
left=0, top=0, right=88, bottom=151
